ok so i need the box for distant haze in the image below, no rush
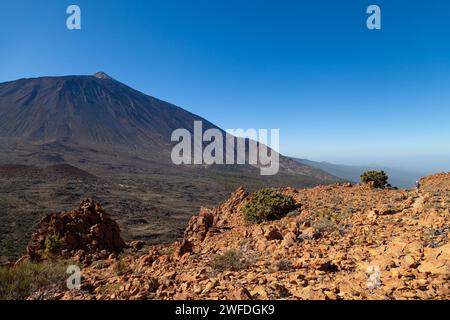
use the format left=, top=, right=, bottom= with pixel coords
left=293, top=155, right=450, bottom=188
left=304, top=155, right=450, bottom=174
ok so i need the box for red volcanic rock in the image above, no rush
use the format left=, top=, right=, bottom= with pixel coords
left=183, top=186, right=249, bottom=246
left=27, top=199, right=125, bottom=263
left=175, top=239, right=193, bottom=258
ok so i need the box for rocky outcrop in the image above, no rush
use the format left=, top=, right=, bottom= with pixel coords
left=420, top=172, right=450, bottom=192
left=183, top=187, right=249, bottom=247
left=27, top=199, right=125, bottom=263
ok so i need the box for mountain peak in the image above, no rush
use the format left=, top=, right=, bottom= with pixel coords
left=93, top=72, right=114, bottom=80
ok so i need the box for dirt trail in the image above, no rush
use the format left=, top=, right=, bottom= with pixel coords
left=412, top=192, right=425, bottom=211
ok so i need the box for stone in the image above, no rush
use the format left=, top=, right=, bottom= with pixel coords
left=265, top=228, right=283, bottom=241
left=175, top=239, right=193, bottom=257
left=250, top=286, right=268, bottom=299
left=201, top=279, right=218, bottom=294
left=402, top=255, right=419, bottom=268
left=146, top=277, right=160, bottom=293
left=301, top=227, right=321, bottom=240
left=418, top=260, right=449, bottom=275
left=130, top=240, right=145, bottom=251
left=232, top=287, right=252, bottom=300
left=281, top=232, right=297, bottom=248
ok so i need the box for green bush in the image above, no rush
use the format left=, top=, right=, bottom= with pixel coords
left=243, top=188, right=297, bottom=224
left=44, top=235, right=64, bottom=254
left=360, top=170, right=389, bottom=188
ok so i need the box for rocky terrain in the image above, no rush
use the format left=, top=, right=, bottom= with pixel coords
left=9, top=172, right=448, bottom=300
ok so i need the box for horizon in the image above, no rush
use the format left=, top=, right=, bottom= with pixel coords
left=1, top=1, right=450, bottom=170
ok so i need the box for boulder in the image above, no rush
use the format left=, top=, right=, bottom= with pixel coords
left=265, top=227, right=283, bottom=241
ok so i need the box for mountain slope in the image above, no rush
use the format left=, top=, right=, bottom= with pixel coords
left=0, top=73, right=217, bottom=151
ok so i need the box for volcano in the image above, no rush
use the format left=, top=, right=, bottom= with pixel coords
left=0, top=72, right=218, bottom=152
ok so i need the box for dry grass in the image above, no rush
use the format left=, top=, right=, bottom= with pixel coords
left=0, top=260, right=68, bottom=300
left=210, top=249, right=247, bottom=272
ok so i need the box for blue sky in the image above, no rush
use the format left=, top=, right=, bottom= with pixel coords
left=1, top=0, right=450, bottom=168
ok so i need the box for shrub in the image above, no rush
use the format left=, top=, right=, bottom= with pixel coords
left=313, top=217, right=339, bottom=233
left=316, top=208, right=345, bottom=224
left=44, top=235, right=64, bottom=254
left=312, top=208, right=351, bottom=234
left=114, top=258, right=129, bottom=276
left=276, top=259, right=292, bottom=271
left=0, top=261, right=67, bottom=300
left=92, top=260, right=109, bottom=269
left=360, top=170, right=389, bottom=188
left=243, top=189, right=297, bottom=224
left=210, top=250, right=246, bottom=272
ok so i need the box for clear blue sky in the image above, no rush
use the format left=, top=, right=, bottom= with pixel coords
left=1, top=0, right=450, bottom=167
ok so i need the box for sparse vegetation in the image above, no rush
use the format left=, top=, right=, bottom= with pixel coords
left=313, top=217, right=339, bottom=233
left=276, top=259, right=292, bottom=271
left=210, top=249, right=246, bottom=272
left=423, top=227, right=449, bottom=248
left=0, top=260, right=67, bottom=300
left=316, top=208, right=346, bottom=224
left=114, top=258, right=129, bottom=276
left=44, top=235, right=64, bottom=254
left=243, top=189, right=297, bottom=224
left=311, top=208, right=347, bottom=234
left=92, top=260, right=109, bottom=269
left=360, top=170, right=389, bottom=188
left=97, top=283, right=121, bottom=295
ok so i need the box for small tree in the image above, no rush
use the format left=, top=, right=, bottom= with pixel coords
left=360, top=170, right=389, bottom=188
